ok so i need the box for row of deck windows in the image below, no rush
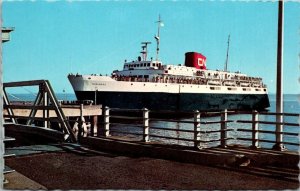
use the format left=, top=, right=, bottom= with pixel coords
left=124, top=62, right=162, bottom=69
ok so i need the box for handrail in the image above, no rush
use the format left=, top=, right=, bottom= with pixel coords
left=150, top=118, right=194, bottom=124
left=4, top=105, right=57, bottom=110
left=92, top=107, right=299, bottom=151
left=237, top=129, right=299, bottom=136
left=237, top=137, right=299, bottom=146
left=150, top=126, right=195, bottom=133
left=237, top=120, right=299, bottom=127
left=109, top=108, right=144, bottom=112
left=201, top=120, right=234, bottom=125
left=150, top=134, right=195, bottom=142
left=110, top=115, right=143, bottom=120
left=200, top=129, right=234, bottom=134
left=110, top=130, right=144, bottom=137
left=259, top=111, right=299, bottom=117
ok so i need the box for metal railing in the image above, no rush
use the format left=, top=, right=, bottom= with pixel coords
left=87, top=107, right=299, bottom=151
left=235, top=111, right=299, bottom=150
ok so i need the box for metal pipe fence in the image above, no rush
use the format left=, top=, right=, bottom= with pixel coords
left=86, top=107, right=299, bottom=151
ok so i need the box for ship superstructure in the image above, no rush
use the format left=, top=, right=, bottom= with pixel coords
left=68, top=17, right=269, bottom=112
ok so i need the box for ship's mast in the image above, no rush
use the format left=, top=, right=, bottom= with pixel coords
left=224, top=34, right=230, bottom=71
left=155, top=15, right=163, bottom=61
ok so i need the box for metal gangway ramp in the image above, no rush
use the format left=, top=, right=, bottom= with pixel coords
left=3, top=80, right=76, bottom=142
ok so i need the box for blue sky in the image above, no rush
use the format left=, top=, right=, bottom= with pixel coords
left=2, top=1, right=299, bottom=94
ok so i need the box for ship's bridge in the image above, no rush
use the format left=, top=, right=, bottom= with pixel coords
left=123, top=60, right=162, bottom=70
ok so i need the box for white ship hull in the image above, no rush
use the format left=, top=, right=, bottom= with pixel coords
left=68, top=75, right=270, bottom=111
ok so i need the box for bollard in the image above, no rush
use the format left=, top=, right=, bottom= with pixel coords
left=143, top=108, right=150, bottom=142
left=194, top=110, right=201, bottom=148
left=220, top=109, right=227, bottom=148
left=103, top=106, right=110, bottom=137
left=251, top=110, right=259, bottom=149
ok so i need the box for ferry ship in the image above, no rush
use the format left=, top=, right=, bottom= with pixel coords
left=68, top=17, right=270, bottom=112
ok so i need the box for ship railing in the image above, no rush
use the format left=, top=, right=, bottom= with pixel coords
left=89, top=107, right=299, bottom=151
left=113, top=76, right=266, bottom=88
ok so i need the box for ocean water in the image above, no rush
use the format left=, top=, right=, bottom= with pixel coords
left=5, top=93, right=300, bottom=151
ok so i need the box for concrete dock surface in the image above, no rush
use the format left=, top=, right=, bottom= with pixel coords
left=4, top=142, right=300, bottom=190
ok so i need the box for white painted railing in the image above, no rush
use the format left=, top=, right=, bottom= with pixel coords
left=90, top=107, right=299, bottom=151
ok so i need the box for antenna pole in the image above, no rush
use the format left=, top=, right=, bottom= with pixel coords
left=155, top=15, right=162, bottom=61
left=224, top=34, right=230, bottom=71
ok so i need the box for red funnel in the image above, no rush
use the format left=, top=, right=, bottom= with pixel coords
left=184, top=52, right=206, bottom=70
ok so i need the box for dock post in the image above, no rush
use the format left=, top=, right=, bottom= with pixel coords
left=42, top=86, right=49, bottom=128
left=194, top=110, right=201, bottom=148
left=77, top=104, right=84, bottom=142
left=103, top=106, right=110, bottom=137
left=220, top=109, right=227, bottom=148
left=251, top=110, right=259, bottom=149
left=91, top=115, right=98, bottom=136
left=143, top=108, right=150, bottom=142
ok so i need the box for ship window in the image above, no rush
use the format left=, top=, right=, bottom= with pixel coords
left=255, top=88, right=261, bottom=91
left=152, top=63, right=155, bottom=67
left=147, top=63, right=150, bottom=67
left=228, top=88, right=237, bottom=91
left=242, top=88, right=251, bottom=91
left=144, top=75, right=149, bottom=78
left=144, top=63, right=147, bottom=67
left=210, top=87, right=221, bottom=90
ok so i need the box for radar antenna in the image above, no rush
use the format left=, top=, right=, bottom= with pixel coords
left=140, top=42, right=151, bottom=61
left=224, top=34, right=230, bottom=71
left=155, top=15, right=163, bottom=61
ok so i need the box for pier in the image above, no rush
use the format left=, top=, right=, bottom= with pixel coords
left=2, top=80, right=299, bottom=189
